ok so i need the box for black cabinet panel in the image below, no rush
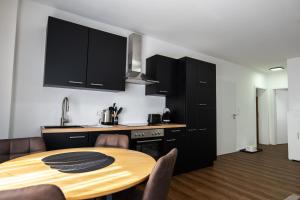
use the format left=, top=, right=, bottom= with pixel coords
left=164, top=128, right=186, bottom=174
left=43, top=132, right=89, bottom=150
left=87, top=29, right=127, bottom=91
left=43, top=131, right=130, bottom=150
left=67, top=133, right=89, bottom=148
left=146, top=55, right=176, bottom=96
left=43, top=133, right=67, bottom=151
left=186, top=129, right=214, bottom=170
left=166, top=57, right=216, bottom=173
left=44, top=17, right=127, bottom=92
left=44, top=17, right=88, bottom=88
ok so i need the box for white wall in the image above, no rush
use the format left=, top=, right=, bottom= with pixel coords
left=268, top=71, right=288, bottom=90
left=287, top=57, right=300, bottom=111
left=0, top=0, right=19, bottom=139
left=287, top=57, right=300, bottom=160
left=257, top=88, right=269, bottom=144
left=275, top=89, right=288, bottom=144
left=266, top=70, right=288, bottom=145
left=9, top=0, right=267, bottom=155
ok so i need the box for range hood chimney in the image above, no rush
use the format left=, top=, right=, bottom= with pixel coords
left=126, top=33, right=159, bottom=85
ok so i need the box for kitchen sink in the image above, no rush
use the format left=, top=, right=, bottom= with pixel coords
left=43, top=125, right=83, bottom=129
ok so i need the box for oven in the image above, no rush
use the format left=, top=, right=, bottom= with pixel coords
left=130, top=129, right=164, bottom=160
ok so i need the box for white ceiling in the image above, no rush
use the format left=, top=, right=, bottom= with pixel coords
left=32, top=0, right=300, bottom=72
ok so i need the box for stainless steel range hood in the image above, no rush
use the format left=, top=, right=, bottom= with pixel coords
left=126, top=33, right=159, bottom=85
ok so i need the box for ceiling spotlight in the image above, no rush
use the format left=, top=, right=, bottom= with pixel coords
left=269, top=67, right=284, bottom=71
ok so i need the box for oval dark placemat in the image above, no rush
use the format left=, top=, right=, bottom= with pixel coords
left=42, top=151, right=115, bottom=173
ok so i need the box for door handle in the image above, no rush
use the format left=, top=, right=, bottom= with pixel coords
left=233, top=113, right=238, bottom=119
left=297, top=132, right=300, bottom=140
left=199, top=81, right=207, bottom=84
left=90, top=83, right=104, bottom=87
left=69, top=136, right=86, bottom=139
left=68, top=81, right=84, bottom=85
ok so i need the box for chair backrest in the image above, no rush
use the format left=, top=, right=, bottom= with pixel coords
left=142, top=148, right=178, bottom=200
left=0, top=184, right=65, bottom=200
left=95, top=134, right=129, bottom=149
left=0, top=137, right=46, bottom=163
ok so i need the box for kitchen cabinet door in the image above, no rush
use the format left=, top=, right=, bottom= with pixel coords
left=186, top=59, right=216, bottom=108
left=87, top=29, right=127, bottom=91
left=43, top=132, right=89, bottom=150
left=186, top=129, right=214, bottom=170
left=44, top=17, right=88, bottom=88
left=164, top=128, right=186, bottom=174
left=146, top=55, right=176, bottom=96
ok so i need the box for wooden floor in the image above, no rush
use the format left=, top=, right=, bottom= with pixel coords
left=168, top=144, right=300, bottom=200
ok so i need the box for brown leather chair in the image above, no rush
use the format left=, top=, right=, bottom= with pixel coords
left=94, top=134, right=129, bottom=149
left=0, top=184, right=65, bottom=200
left=113, top=148, right=178, bottom=200
left=0, top=137, right=46, bottom=163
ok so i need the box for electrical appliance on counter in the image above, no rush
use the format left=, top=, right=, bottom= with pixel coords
left=147, top=114, right=161, bottom=125
left=162, top=108, right=171, bottom=123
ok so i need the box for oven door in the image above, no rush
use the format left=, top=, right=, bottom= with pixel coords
left=131, top=138, right=164, bottom=160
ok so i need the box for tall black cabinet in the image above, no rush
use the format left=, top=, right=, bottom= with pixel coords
left=166, top=57, right=216, bottom=172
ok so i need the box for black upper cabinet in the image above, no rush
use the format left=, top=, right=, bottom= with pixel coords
left=145, top=55, right=176, bottom=96
left=44, top=17, right=127, bottom=91
left=44, top=17, right=88, bottom=88
left=87, top=29, right=127, bottom=91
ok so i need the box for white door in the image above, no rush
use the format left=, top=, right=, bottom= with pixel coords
left=217, top=81, right=237, bottom=155
left=287, top=111, right=300, bottom=161
left=276, top=89, right=288, bottom=144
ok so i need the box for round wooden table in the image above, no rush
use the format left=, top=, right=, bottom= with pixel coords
left=0, top=148, right=156, bottom=200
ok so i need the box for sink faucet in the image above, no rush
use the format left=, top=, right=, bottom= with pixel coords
left=60, top=97, right=69, bottom=126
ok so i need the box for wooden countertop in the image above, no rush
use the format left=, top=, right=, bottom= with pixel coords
left=0, top=147, right=156, bottom=199
left=41, top=124, right=186, bottom=134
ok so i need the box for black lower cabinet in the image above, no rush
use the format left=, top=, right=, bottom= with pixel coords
left=43, top=132, right=89, bottom=150
left=163, top=128, right=186, bottom=174
left=43, top=131, right=130, bottom=150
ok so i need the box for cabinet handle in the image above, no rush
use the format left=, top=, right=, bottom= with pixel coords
left=171, top=129, right=181, bottom=133
left=159, top=90, right=168, bottom=93
left=188, top=129, right=197, bottom=132
left=166, top=139, right=176, bottom=142
left=69, top=136, right=86, bottom=139
left=198, top=128, right=208, bottom=131
left=199, top=81, right=207, bottom=84
left=90, top=83, right=104, bottom=87
left=197, top=103, right=207, bottom=106
left=68, top=81, right=84, bottom=84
